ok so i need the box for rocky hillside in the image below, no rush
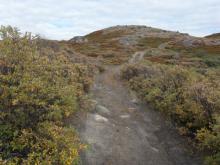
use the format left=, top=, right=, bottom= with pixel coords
left=66, top=25, right=220, bottom=67
left=205, top=33, right=220, bottom=39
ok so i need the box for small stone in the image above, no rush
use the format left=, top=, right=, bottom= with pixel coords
left=151, top=147, right=159, bottom=153
left=96, top=105, right=110, bottom=115
left=126, top=127, right=131, bottom=131
left=128, top=108, right=136, bottom=113
left=131, top=98, right=138, bottom=104
left=94, top=114, right=108, bottom=122
left=120, top=114, right=130, bottom=119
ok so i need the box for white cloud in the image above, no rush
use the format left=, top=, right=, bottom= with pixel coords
left=0, top=0, right=219, bottom=40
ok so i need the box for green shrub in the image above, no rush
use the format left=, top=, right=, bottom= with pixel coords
left=121, top=62, right=220, bottom=164
left=0, top=26, right=90, bottom=164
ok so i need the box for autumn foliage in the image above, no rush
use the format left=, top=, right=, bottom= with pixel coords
left=0, top=26, right=90, bottom=164
left=121, top=62, right=220, bottom=164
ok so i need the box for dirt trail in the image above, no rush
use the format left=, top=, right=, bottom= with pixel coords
left=129, top=51, right=146, bottom=64
left=77, top=53, right=201, bottom=165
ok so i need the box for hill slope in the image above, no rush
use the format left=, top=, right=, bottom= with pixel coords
left=205, top=33, right=220, bottom=39
left=68, top=25, right=220, bottom=67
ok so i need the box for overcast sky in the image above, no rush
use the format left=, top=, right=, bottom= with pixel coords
left=0, top=0, right=219, bottom=40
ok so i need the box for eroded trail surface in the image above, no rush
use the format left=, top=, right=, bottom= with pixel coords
left=77, top=55, right=201, bottom=165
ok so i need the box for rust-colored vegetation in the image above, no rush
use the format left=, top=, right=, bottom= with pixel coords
left=137, top=37, right=171, bottom=48
left=69, top=29, right=135, bottom=64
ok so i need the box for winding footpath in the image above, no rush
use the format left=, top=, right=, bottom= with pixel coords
left=76, top=53, right=201, bottom=165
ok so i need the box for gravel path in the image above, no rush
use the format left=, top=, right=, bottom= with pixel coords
left=77, top=53, right=201, bottom=165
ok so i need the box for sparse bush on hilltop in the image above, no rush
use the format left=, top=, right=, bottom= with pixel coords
left=0, top=26, right=90, bottom=164
left=121, top=62, right=220, bottom=164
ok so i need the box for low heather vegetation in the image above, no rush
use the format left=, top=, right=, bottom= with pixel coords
left=121, top=62, right=220, bottom=164
left=0, top=26, right=91, bottom=164
left=1, top=24, right=220, bottom=164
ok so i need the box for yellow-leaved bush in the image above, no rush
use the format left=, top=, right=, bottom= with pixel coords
left=0, top=26, right=91, bottom=164
left=121, top=62, right=220, bottom=164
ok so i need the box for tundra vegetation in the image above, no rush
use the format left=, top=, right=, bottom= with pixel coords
left=0, top=26, right=91, bottom=164
left=121, top=58, right=220, bottom=164
left=1, top=24, right=220, bottom=165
